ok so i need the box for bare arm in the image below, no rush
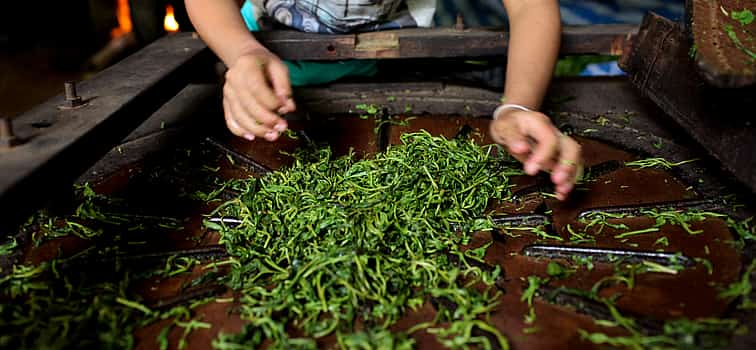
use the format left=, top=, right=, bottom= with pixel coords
left=186, top=0, right=261, bottom=66
left=185, top=0, right=294, bottom=141
left=501, top=0, right=560, bottom=109
left=491, top=0, right=582, bottom=200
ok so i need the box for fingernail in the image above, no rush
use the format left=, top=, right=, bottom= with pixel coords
left=274, top=123, right=287, bottom=132
left=525, top=163, right=539, bottom=175
left=243, top=134, right=255, bottom=141
left=265, top=131, right=278, bottom=141
left=553, top=171, right=566, bottom=183
left=513, top=141, right=529, bottom=153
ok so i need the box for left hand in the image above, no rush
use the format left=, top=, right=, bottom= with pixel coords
left=489, top=108, right=583, bottom=201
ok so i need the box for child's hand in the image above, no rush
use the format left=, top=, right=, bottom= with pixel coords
left=223, top=48, right=296, bottom=141
left=489, top=109, right=583, bottom=201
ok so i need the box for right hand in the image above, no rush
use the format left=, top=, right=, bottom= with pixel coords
left=223, top=48, right=296, bottom=142
left=490, top=108, right=583, bottom=201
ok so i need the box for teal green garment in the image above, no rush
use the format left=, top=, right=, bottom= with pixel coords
left=241, top=1, right=377, bottom=86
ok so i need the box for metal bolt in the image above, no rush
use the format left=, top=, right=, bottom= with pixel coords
left=60, top=81, right=86, bottom=109
left=0, top=117, right=22, bottom=149
left=455, top=13, right=465, bottom=30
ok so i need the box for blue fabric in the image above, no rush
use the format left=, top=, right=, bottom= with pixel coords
left=433, top=0, right=685, bottom=76
left=240, top=1, right=260, bottom=31
left=580, top=61, right=625, bottom=76
left=240, top=1, right=377, bottom=86
left=434, top=0, right=685, bottom=27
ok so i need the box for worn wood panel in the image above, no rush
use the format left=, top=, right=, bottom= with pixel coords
left=256, top=25, right=637, bottom=60
left=620, top=13, right=756, bottom=194
left=688, top=0, right=756, bottom=87
left=0, top=33, right=212, bottom=228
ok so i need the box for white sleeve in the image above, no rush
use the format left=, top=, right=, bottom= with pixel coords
left=406, top=0, right=437, bottom=28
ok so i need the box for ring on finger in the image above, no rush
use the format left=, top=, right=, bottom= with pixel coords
left=575, top=164, right=585, bottom=182
left=560, top=159, right=577, bottom=167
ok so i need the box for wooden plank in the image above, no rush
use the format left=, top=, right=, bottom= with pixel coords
left=620, top=13, right=756, bottom=193
left=0, top=33, right=212, bottom=227
left=688, top=0, right=756, bottom=88
left=256, top=25, right=637, bottom=60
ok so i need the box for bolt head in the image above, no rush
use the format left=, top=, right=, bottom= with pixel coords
left=59, top=97, right=87, bottom=110
left=0, top=135, right=22, bottom=149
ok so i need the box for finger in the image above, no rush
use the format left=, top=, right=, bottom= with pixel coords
left=237, top=88, right=286, bottom=130
left=554, top=186, right=570, bottom=201
left=243, top=61, right=282, bottom=111
left=551, top=135, right=582, bottom=186
left=489, top=118, right=530, bottom=156
left=554, top=138, right=583, bottom=200
left=223, top=98, right=248, bottom=138
left=522, top=118, right=560, bottom=175
left=226, top=89, right=276, bottom=140
left=266, top=60, right=296, bottom=114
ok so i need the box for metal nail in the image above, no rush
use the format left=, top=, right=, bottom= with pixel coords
left=0, top=116, right=22, bottom=149
left=455, top=13, right=465, bottom=30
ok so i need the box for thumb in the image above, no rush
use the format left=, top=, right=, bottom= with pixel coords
left=490, top=118, right=529, bottom=156
left=266, top=59, right=295, bottom=113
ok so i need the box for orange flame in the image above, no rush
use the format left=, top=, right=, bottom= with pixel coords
left=111, top=0, right=133, bottom=39
left=164, top=5, right=180, bottom=33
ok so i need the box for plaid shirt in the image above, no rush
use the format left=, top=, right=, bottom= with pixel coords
left=253, top=0, right=436, bottom=33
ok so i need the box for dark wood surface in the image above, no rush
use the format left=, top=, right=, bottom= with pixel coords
left=688, top=0, right=756, bottom=87
left=620, top=13, right=756, bottom=194
left=255, top=25, right=637, bottom=60
left=0, top=33, right=213, bottom=228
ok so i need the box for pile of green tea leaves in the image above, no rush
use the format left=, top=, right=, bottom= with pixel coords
left=0, top=184, right=210, bottom=349
left=206, top=131, right=520, bottom=349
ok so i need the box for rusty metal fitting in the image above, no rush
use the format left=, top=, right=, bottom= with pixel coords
left=0, top=117, right=22, bottom=149
left=60, top=81, right=87, bottom=109
left=455, top=13, right=465, bottom=31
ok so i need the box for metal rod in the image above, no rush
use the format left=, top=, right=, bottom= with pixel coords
left=59, top=245, right=228, bottom=270
left=577, top=197, right=728, bottom=220
left=491, top=214, right=549, bottom=227
left=204, top=136, right=272, bottom=174
left=513, top=160, right=622, bottom=201
left=522, top=244, right=694, bottom=267
left=150, top=284, right=228, bottom=310
left=208, top=217, right=243, bottom=228
left=539, top=286, right=663, bottom=335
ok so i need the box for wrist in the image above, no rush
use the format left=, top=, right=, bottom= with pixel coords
left=230, top=41, right=269, bottom=65
left=493, top=103, right=534, bottom=120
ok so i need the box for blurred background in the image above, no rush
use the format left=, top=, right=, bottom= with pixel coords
left=0, top=0, right=685, bottom=118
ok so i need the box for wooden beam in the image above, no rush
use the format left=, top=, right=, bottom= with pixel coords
left=256, top=25, right=637, bottom=61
